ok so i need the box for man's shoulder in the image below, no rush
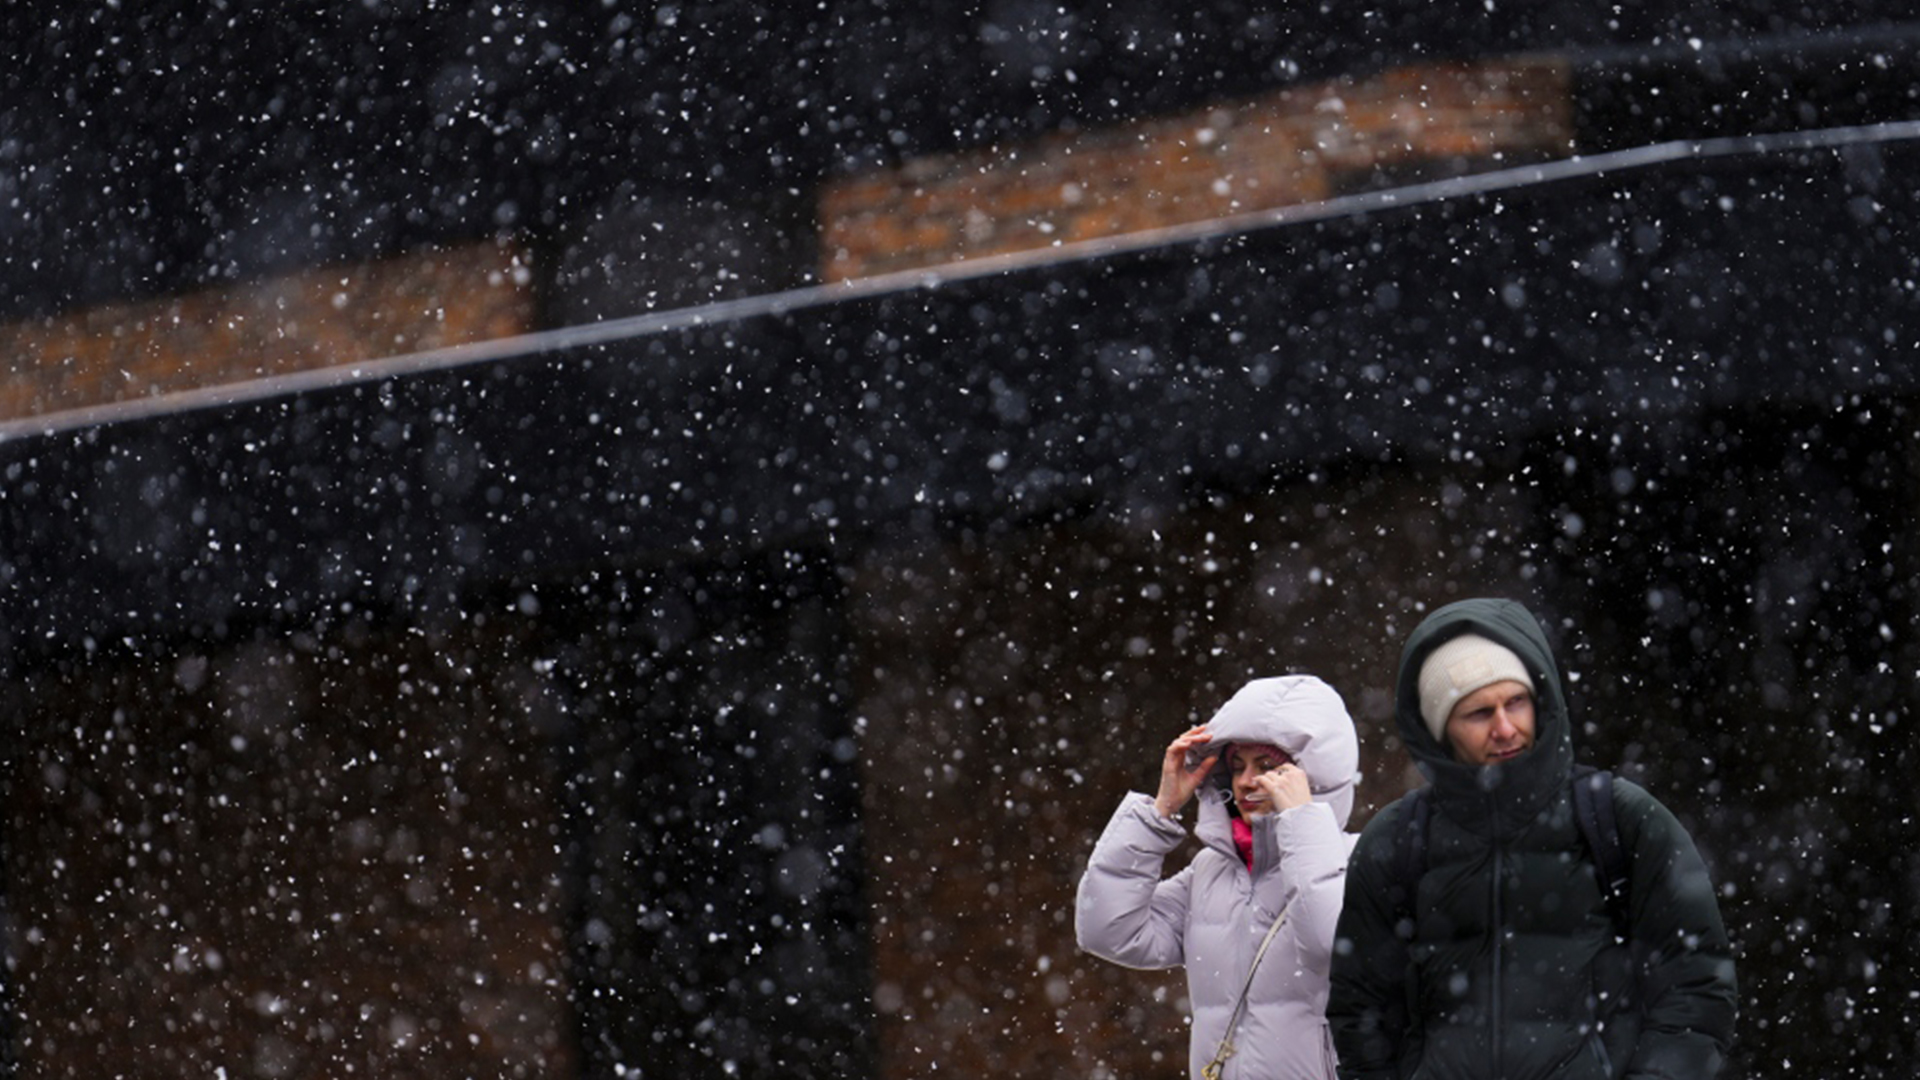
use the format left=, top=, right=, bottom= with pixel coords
left=1347, top=790, right=1422, bottom=865
left=1571, top=770, right=1700, bottom=856
left=1564, top=766, right=1658, bottom=807
left=1354, top=790, right=1419, bottom=838
left=1580, top=770, right=1674, bottom=812
left=1603, top=773, right=1698, bottom=841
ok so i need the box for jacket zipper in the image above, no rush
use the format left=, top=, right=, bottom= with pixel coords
left=1489, top=798, right=1504, bottom=1080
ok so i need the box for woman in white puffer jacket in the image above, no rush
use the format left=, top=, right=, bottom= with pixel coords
left=1075, top=675, right=1360, bottom=1080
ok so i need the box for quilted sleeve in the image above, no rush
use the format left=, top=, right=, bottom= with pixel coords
left=1074, top=792, right=1195, bottom=970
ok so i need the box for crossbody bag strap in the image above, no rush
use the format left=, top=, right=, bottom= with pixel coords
left=1201, top=899, right=1293, bottom=1080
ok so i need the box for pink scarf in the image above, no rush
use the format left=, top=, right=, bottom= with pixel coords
left=1225, top=741, right=1289, bottom=871
left=1232, top=815, right=1255, bottom=871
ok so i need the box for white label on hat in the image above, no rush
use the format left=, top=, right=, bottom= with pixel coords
left=1446, top=657, right=1495, bottom=690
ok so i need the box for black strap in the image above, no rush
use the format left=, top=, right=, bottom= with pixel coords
left=1571, top=766, right=1631, bottom=936
left=1389, top=786, right=1432, bottom=939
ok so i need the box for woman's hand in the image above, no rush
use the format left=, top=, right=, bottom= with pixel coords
left=1152, top=725, right=1219, bottom=818
left=1253, top=763, right=1312, bottom=812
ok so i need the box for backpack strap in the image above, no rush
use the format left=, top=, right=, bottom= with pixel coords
left=1570, top=765, right=1631, bottom=937
left=1388, top=786, right=1433, bottom=939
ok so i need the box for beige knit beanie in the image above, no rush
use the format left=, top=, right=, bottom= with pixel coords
left=1417, top=633, right=1535, bottom=742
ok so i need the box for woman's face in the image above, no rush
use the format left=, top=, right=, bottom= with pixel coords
left=1229, top=744, right=1293, bottom=818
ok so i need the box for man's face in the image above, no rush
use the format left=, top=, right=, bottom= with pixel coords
left=1443, top=680, right=1536, bottom=765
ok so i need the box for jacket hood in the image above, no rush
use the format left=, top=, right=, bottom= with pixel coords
left=1200, top=674, right=1360, bottom=828
left=1395, top=598, right=1573, bottom=830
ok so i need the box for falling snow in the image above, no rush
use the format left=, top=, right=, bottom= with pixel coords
left=3, top=3, right=1919, bottom=1079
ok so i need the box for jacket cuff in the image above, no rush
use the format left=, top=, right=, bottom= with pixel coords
left=1120, top=791, right=1190, bottom=842
left=1272, top=799, right=1340, bottom=846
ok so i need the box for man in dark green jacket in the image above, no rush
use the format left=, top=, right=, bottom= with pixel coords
left=1327, top=598, right=1736, bottom=1079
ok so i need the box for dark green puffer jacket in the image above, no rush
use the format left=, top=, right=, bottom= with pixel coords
left=1328, top=598, right=1737, bottom=1079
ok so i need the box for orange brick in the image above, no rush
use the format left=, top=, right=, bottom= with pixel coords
left=814, top=55, right=1575, bottom=281
left=0, top=240, right=535, bottom=422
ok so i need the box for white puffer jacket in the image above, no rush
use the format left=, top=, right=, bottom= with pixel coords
left=1075, top=675, right=1360, bottom=1080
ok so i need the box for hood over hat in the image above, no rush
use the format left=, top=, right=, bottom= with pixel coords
left=1199, top=674, right=1360, bottom=828
left=1394, top=598, right=1572, bottom=834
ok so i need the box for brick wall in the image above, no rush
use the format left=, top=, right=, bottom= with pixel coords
left=0, top=240, right=536, bottom=424
left=819, top=57, right=1572, bottom=282
left=0, top=57, right=1569, bottom=422
left=7, top=619, right=576, bottom=1078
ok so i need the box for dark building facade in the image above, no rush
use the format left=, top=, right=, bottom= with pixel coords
left=5, top=5, right=1920, bottom=1078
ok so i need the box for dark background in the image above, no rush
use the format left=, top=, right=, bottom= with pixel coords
left=4, top=3, right=1920, bottom=1078
left=7, top=146, right=1920, bottom=1075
